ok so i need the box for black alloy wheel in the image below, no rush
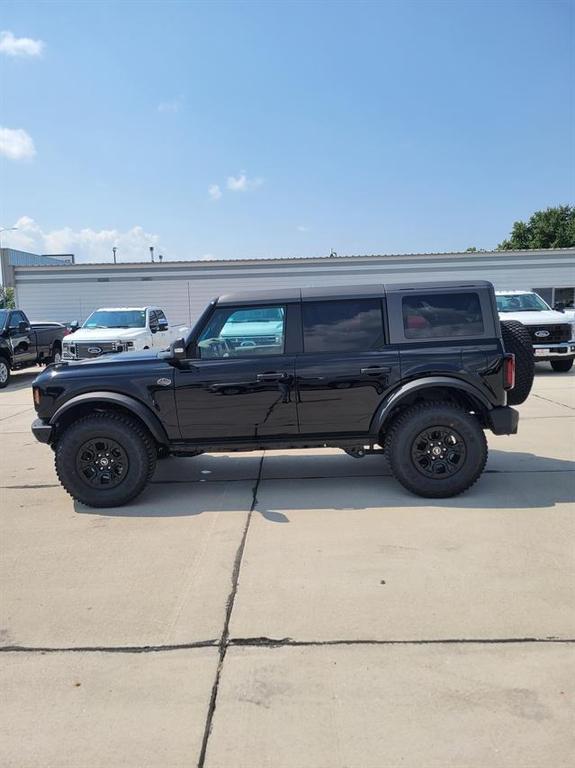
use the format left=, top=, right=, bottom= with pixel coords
left=76, top=437, right=129, bottom=489
left=384, top=401, right=487, bottom=498
left=410, top=426, right=466, bottom=478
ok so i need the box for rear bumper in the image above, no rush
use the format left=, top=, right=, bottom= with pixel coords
left=487, top=406, right=519, bottom=435
left=32, top=418, right=53, bottom=443
left=533, top=341, right=575, bottom=361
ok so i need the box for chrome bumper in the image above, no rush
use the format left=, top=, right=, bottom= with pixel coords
left=533, top=340, right=575, bottom=359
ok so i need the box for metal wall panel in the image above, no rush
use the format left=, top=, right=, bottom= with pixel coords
left=13, top=249, right=575, bottom=325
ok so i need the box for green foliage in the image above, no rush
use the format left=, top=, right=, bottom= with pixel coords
left=0, top=286, right=15, bottom=309
left=498, top=205, right=575, bottom=250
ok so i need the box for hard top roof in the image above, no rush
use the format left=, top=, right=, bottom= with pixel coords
left=216, top=280, right=493, bottom=305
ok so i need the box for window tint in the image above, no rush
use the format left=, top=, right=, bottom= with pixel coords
left=198, top=305, right=285, bottom=359
left=402, top=293, right=484, bottom=338
left=302, top=299, right=384, bottom=353
left=9, top=311, right=26, bottom=329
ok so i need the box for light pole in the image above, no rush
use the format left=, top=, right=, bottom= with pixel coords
left=0, top=227, right=18, bottom=250
left=112, top=246, right=117, bottom=264
left=149, top=246, right=155, bottom=263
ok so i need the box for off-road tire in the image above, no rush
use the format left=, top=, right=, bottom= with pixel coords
left=550, top=358, right=574, bottom=373
left=384, top=401, right=488, bottom=498
left=0, top=357, right=10, bottom=389
left=55, top=412, right=156, bottom=508
left=500, top=320, right=534, bottom=405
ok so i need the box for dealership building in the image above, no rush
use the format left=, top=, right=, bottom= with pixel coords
left=1, top=246, right=574, bottom=325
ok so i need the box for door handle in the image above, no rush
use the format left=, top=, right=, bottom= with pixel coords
left=360, top=366, right=392, bottom=375
left=257, top=372, right=288, bottom=381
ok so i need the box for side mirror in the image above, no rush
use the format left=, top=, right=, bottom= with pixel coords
left=70, top=320, right=79, bottom=331
left=170, top=337, right=187, bottom=360
left=554, top=303, right=565, bottom=312
left=18, top=321, right=30, bottom=333
left=158, top=320, right=168, bottom=331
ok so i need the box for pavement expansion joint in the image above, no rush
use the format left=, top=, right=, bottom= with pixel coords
left=197, top=452, right=265, bottom=768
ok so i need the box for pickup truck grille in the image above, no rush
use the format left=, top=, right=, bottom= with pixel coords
left=74, top=342, right=121, bottom=359
left=527, top=324, right=571, bottom=344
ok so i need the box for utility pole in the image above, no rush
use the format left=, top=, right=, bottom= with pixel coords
left=112, top=246, right=117, bottom=264
left=149, top=246, right=155, bottom=263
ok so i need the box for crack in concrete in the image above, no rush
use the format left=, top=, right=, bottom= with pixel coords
left=532, top=393, right=575, bottom=411
left=197, top=452, right=265, bottom=768
left=0, top=640, right=218, bottom=654
left=2, top=636, right=572, bottom=656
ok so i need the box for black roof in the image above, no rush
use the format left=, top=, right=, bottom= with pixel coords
left=216, top=281, right=493, bottom=305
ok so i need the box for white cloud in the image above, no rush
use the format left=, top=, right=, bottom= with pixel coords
left=208, top=184, right=222, bottom=201
left=0, top=30, right=44, bottom=57
left=0, top=127, right=36, bottom=160
left=297, top=225, right=309, bottom=232
left=226, top=172, right=264, bottom=192
left=158, top=97, right=183, bottom=113
left=7, top=216, right=160, bottom=263
left=198, top=253, right=217, bottom=260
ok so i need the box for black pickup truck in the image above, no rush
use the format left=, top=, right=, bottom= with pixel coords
left=31, top=281, right=530, bottom=507
left=0, top=309, right=66, bottom=388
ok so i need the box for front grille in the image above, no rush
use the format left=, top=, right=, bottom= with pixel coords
left=75, top=342, right=120, bottom=359
left=527, top=324, right=571, bottom=344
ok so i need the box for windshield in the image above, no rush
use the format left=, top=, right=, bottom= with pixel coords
left=83, top=310, right=146, bottom=329
left=496, top=293, right=550, bottom=313
left=0, top=309, right=7, bottom=328
left=227, top=308, right=284, bottom=323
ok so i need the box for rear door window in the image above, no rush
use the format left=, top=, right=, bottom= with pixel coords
left=302, top=299, right=384, bottom=353
left=402, top=292, right=484, bottom=338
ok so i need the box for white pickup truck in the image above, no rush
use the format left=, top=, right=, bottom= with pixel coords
left=496, top=291, right=575, bottom=372
left=62, top=306, right=188, bottom=361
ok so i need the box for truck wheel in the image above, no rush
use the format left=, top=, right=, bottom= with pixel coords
left=0, top=358, right=10, bottom=389
left=51, top=344, right=62, bottom=364
left=550, top=358, right=574, bottom=373
left=500, top=320, right=534, bottom=405
left=55, top=412, right=156, bottom=508
left=384, top=402, right=487, bottom=498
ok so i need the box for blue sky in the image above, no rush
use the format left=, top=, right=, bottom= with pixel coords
left=0, top=0, right=573, bottom=262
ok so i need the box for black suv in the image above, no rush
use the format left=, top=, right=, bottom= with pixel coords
left=32, top=281, right=519, bottom=507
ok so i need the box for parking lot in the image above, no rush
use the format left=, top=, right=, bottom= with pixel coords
left=1, top=367, right=574, bottom=767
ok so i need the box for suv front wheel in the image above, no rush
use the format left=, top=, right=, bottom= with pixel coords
left=385, top=402, right=488, bottom=498
left=55, top=412, right=156, bottom=507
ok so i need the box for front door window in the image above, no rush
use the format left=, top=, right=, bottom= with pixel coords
left=197, top=305, right=285, bottom=359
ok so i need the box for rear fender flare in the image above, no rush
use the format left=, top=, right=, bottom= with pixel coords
left=50, top=391, right=168, bottom=445
left=370, top=376, right=493, bottom=435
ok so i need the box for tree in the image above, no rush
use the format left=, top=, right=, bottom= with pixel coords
left=498, top=205, right=575, bottom=250
left=0, top=286, right=15, bottom=309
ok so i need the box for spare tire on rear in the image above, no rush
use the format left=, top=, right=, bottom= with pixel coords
left=500, top=320, right=534, bottom=405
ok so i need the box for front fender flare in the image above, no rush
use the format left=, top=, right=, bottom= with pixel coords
left=370, top=376, right=493, bottom=435
left=50, top=391, right=169, bottom=445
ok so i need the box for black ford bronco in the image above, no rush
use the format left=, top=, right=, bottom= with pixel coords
left=31, top=281, right=529, bottom=507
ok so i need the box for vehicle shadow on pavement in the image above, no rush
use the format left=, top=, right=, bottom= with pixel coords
left=74, top=450, right=575, bottom=518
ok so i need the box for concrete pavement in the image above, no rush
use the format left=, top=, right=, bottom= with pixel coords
left=0, top=365, right=574, bottom=767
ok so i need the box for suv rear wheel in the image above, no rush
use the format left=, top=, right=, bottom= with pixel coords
left=385, top=402, right=487, bottom=498
left=550, top=358, right=574, bottom=373
left=55, top=412, right=156, bottom=507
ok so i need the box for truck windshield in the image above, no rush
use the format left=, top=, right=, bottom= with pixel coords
left=496, top=293, right=550, bottom=312
left=83, top=310, right=147, bottom=329
left=227, top=308, right=283, bottom=323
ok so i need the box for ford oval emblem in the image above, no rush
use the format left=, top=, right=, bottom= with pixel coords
left=157, top=377, right=171, bottom=386
left=534, top=330, right=550, bottom=338
left=88, top=346, right=103, bottom=354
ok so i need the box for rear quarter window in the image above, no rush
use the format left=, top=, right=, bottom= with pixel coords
left=402, top=292, right=484, bottom=339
